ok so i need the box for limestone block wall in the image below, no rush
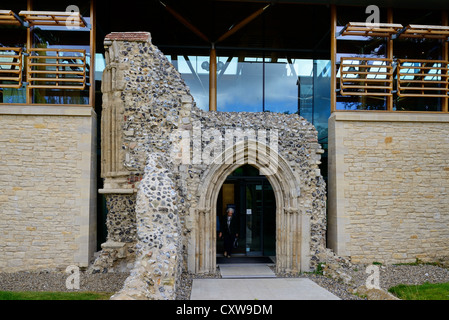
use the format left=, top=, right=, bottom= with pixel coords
left=328, top=112, right=449, bottom=265
left=0, top=105, right=97, bottom=272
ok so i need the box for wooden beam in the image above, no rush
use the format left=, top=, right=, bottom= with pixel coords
left=90, top=0, right=96, bottom=109
left=330, top=4, right=337, bottom=113
left=159, top=1, right=209, bottom=43
left=19, top=10, right=88, bottom=28
left=0, top=10, right=23, bottom=26
left=387, top=8, right=394, bottom=111
left=216, top=4, right=270, bottom=43
left=443, top=10, right=448, bottom=113
left=209, top=46, right=217, bottom=112
left=26, top=0, right=32, bottom=105
left=340, top=22, right=403, bottom=38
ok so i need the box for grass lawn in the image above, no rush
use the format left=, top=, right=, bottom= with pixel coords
left=389, top=282, right=449, bottom=300
left=0, top=291, right=112, bottom=300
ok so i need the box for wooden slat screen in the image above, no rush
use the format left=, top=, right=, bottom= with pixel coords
left=340, top=22, right=403, bottom=38
left=397, top=59, right=449, bottom=98
left=340, top=57, right=394, bottom=97
left=0, top=47, right=23, bottom=89
left=398, top=25, right=449, bottom=40
left=19, top=11, right=87, bottom=28
left=27, top=48, right=87, bottom=90
left=0, top=10, right=22, bottom=26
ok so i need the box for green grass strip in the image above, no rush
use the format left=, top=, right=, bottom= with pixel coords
left=0, top=291, right=112, bottom=301
left=389, top=282, right=449, bottom=300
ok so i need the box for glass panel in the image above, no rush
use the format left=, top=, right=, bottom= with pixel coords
left=168, top=55, right=210, bottom=111
left=0, top=10, right=27, bottom=104
left=263, top=182, right=276, bottom=256
left=336, top=5, right=390, bottom=111
left=393, top=33, right=444, bottom=111
left=0, top=47, right=26, bottom=104
left=27, top=0, right=92, bottom=105
left=298, top=60, right=331, bottom=142
left=313, top=60, right=331, bottom=146
left=218, top=56, right=263, bottom=112
left=264, top=57, right=298, bottom=114
left=245, top=183, right=263, bottom=255
left=31, top=43, right=90, bottom=105
left=298, top=59, right=330, bottom=184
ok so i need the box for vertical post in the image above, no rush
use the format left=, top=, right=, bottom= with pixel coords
left=209, top=44, right=217, bottom=111
left=89, top=0, right=96, bottom=108
left=26, top=0, right=32, bottom=105
left=387, top=8, right=394, bottom=111
left=443, top=10, right=448, bottom=113
left=330, top=5, right=337, bottom=113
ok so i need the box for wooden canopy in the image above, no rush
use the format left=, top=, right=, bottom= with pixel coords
left=339, top=22, right=403, bottom=38
left=19, top=10, right=88, bottom=28
left=340, top=22, right=449, bottom=40
left=0, top=10, right=23, bottom=26
left=396, top=24, right=449, bottom=39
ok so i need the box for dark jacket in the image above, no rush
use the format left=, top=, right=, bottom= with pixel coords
left=220, top=214, right=239, bottom=237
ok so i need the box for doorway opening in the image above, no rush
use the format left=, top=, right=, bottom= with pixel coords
left=216, top=165, right=276, bottom=263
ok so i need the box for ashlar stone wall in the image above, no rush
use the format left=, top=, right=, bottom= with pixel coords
left=97, top=32, right=327, bottom=300
left=328, top=112, right=449, bottom=265
left=0, top=106, right=97, bottom=272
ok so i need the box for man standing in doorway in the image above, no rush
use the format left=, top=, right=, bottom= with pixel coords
left=219, top=208, right=239, bottom=258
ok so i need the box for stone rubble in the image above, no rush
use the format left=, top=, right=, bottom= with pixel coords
left=2, top=262, right=449, bottom=300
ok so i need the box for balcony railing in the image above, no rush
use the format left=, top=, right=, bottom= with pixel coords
left=334, top=18, right=449, bottom=112
left=27, top=48, right=87, bottom=90
left=0, top=6, right=95, bottom=107
left=397, top=59, right=449, bottom=98
left=0, top=47, right=23, bottom=89
left=340, top=57, right=394, bottom=97
left=338, top=57, right=449, bottom=99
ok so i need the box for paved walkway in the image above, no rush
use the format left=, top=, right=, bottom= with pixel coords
left=190, top=263, right=340, bottom=300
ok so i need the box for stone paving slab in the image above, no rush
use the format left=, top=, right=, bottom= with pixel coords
left=190, top=278, right=341, bottom=300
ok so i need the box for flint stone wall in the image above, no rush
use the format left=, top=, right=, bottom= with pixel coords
left=96, top=32, right=327, bottom=300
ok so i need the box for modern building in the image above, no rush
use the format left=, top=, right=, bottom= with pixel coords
left=1, top=0, right=449, bottom=298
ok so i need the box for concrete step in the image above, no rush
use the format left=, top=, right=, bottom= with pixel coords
left=218, top=263, right=276, bottom=278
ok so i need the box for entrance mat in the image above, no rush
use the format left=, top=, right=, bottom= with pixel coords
left=216, top=256, right=274, bottom=264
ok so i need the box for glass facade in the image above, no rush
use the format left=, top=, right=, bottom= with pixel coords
left=336, top=6, right=448, bottom=112
left=0, top=0, right=96, bottom=106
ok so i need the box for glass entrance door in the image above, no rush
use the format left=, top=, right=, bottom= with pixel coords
left=244, top=181, right=276, bottom=256
left=245, top=183, right=263, bottom=256
left=217, top=165, right=276, bottom=258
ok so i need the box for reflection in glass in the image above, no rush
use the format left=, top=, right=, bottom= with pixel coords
left=168, top=55, right=210, bottom=111
left=218, top=57, right=263, bottom=113
left=264, top=58, right=299, bottom=114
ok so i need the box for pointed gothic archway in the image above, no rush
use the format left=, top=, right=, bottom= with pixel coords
left=188, top=140, right=311, bottom=274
